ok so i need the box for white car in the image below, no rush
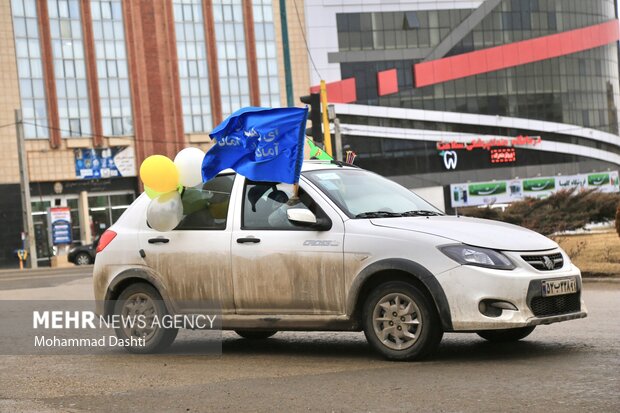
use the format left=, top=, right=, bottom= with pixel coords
left=93, top=161, right=587, bottom=360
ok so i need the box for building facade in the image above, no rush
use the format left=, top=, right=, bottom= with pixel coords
left=303, top=0, right=620, bottom=208
left=0, top=0, right=310, bottom=268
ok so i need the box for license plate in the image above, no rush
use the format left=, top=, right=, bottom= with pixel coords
left=541, top=278, right=577, bottom=297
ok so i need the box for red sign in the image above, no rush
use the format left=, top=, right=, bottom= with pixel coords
left=436, top=135, right=542, bottom=151
left=490, top=148, right=517, bottom=164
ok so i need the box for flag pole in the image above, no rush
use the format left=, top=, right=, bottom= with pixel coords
left=288, top=107, right=309, bottom=205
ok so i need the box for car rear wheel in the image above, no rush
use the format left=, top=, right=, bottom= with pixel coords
left=476, top=326, right=535, bottom=342
left=74, top=252, right=92, bottom=265
left=362, top=281, right=443, bottom=361
left=235, top=330, right=277, bottom=339
left=113, top=282, right=178, bottom=353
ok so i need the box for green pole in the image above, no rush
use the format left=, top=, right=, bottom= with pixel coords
left=279, top=0, right=294, bottom=106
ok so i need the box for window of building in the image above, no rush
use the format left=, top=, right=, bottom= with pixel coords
left=91, top=0, right=133, bottom=136
left=88, top=191, right=135, bottom=237
left=213, top=0, right=250, bottom=118
left=11, top=0, right=49, bottom=139
left=547, top=11, right=557, bottom=30
left=66, top=198, right=81, bottom=243
left=172, top=0, right=212, bottom=133
left=403, top=11, right=419, bottom=29
left=253, top=0, right=280, bottom=107
left=48, top=0, right=91, bottom=137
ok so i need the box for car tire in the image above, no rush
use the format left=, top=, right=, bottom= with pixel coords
left=362, top=281, right=443, bottom=361
left=476, top=326, right=535, bottom=342
left=113, top=282, right=178, bottom=354
left=235, top=330, right=277, bottom=339
left=74, top=252, right=92, bottom=265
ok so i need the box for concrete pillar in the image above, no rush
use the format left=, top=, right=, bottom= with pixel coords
left=78, top=191, right=92, bottom=245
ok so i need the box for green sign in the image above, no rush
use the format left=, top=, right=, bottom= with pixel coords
left=587, top=173, right=610, bottom=186
left=468, top=182, right=507, bottom=196
left=522, top=178, right=555, bottom=192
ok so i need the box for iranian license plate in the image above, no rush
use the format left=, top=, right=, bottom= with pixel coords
left=541, top=278, right=577, bottom=297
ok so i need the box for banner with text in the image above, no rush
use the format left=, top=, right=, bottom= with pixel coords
left=451, top=171, right=619, bottom=208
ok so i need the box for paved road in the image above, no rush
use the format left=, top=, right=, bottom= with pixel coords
left=0, top=270, right=618, bottom=412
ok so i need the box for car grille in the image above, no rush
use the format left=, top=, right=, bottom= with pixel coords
left=530, top=293, right=581, bottom=317
left=521, top=252, right=564, bottom=271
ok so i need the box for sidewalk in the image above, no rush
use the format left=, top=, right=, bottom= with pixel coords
left=582, top=275, right=620, bottom=283
left=0, top=265, right=93, bottom=279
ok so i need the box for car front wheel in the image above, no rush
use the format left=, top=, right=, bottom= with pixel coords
left=362, top=281, right=443, bottom=361
left=113, top=282, right=178, bottom=353
left=476, top=326, right=535, bottom=342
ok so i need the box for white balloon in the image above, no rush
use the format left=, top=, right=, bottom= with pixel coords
left=147, top=191, right=183, bottom=232
left=174, top=147, right=205, bottom=188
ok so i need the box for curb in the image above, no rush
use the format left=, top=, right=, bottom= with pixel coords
left=582, top=277, right=620, bottom=284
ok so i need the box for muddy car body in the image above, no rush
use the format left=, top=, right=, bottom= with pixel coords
left=93, top=161, right=587, bottom=360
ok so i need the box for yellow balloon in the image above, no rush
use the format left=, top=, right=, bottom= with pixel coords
left=139, top=155, right=179, bottom=194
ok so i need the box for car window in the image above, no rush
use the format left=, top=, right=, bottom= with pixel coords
left=242, top=181, right=325, bottom=230
left=175, top=174, right=235, bottom=230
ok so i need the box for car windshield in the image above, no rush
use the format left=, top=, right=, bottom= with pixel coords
left=304, top=168, right=442, bottom=218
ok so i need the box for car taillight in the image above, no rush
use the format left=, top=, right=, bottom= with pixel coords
left=96, top=230, right=117, bottom=253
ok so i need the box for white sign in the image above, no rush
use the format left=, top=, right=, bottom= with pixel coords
left=451, top=171, right=619, bottom=208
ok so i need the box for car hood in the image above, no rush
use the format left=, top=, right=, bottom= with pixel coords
left=369, top=215, right=557, bottom=251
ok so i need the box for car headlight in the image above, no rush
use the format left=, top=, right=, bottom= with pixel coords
left=439, top=244, right=515, bottom=270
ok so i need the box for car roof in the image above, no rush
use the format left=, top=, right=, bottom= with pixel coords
left=218, top=160, right=358, bottom=176
left=301, top=160, right=358, bottom=172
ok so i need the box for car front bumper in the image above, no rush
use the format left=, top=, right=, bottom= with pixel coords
left=437, top=252, right=587, bottom=331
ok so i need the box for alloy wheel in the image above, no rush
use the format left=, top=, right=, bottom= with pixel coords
left=372, top=292, right=422, bottom=351
left=75, top=254, right=91, bottom=265
left=120, top=292, right=158, bottom=343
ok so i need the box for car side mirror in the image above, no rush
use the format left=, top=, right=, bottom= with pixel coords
left=287, top=208, right=317, bottom=225
left=286, top=209, right=332, bottom=231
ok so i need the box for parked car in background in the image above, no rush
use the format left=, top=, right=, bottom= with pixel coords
left=68, top=236, right=99, bottom=265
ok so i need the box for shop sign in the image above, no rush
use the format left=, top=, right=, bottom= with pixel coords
left=490, top=148, right=516, bottom=164
left=49, top=207, right=72, bottom=245
left=436, top=135, right=542, bottom=152
left=450, top=171, right=620, bottom=208
left=437, top=135, right=542, bottom=170
left=75, top=147, right=136, bottom=180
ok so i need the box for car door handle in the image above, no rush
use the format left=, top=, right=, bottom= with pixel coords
left=148, top=237, right=170, bottom=244
left=237, top=237, right=260, bottom=244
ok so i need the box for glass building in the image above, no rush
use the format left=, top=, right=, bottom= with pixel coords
left=304, top=0, right=620, bottom=204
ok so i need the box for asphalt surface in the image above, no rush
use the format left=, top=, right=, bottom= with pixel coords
left=0, top=269, right=618, bottom=412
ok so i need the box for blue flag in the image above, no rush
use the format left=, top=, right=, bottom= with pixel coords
left=202, top=107, right=309, bottom=184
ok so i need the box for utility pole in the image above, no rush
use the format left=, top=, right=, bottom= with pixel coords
left=333, top=117, right=342, bottom=161
left=15, top=109, right=38, bottom=268
left=279, top=0, right=294, bottom=106
left=327, top=104, right=342, bottom=161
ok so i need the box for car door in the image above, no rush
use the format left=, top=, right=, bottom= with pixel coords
left=231, top=177, right=345, bottom=315
left=138, top=173, right=237, bottom=313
